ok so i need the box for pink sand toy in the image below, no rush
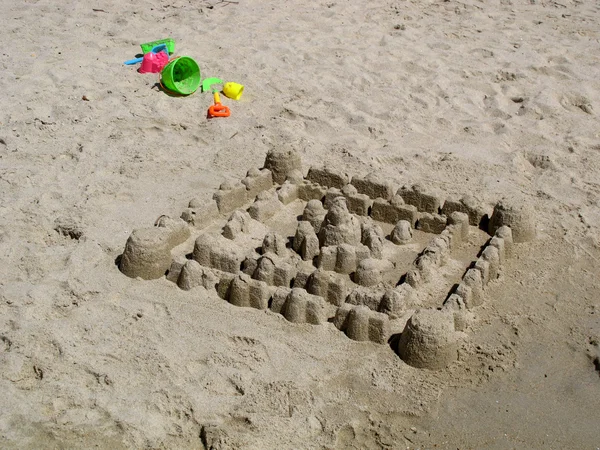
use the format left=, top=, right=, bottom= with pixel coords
left=124, top=44, right=170, bottom=73
left=138, top=47, right=169, bottom=73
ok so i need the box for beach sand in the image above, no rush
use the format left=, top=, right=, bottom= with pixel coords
left=0, top=0, right=599, bottom=448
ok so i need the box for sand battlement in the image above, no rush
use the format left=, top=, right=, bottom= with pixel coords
left=119, top=148, right=535, bottom=370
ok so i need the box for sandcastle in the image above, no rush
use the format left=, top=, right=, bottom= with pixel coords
left=119, top=148, right=535, bottom=370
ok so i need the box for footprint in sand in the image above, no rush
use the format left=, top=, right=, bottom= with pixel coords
left=559, top=93, right=594, bottom=115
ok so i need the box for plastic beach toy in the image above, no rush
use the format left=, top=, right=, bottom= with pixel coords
left=124, top=44, right=169, bottom=66
left=141, top=38, right=175, bottom=55
left=202, top=77, right=223, bottom=93
left=223, top=82, right=244, bottom=100
left=160, top=56, right=201, bottom=95
left=208, top=91, right=231, bottom=118
left=202, top=77, right=230, bottom=118
left=139, top=47, right=169, bottom=73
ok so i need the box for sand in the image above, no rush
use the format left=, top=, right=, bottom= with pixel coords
left=1, top=0, right=599, bottom=448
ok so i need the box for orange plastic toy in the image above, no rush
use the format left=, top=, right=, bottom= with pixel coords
left=208, top=91, right=230, bottom=118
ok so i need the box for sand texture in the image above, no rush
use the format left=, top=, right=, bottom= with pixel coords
left=1, top=0, right=600, bottom=448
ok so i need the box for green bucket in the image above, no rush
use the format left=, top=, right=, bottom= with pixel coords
left=160, top=57, right=201, bottom=96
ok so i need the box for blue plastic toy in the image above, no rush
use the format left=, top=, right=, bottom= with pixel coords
left=124, top=44, right=168, bottom=65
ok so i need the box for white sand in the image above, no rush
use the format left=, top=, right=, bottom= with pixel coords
left=1, top=0, right=599, bottom=447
